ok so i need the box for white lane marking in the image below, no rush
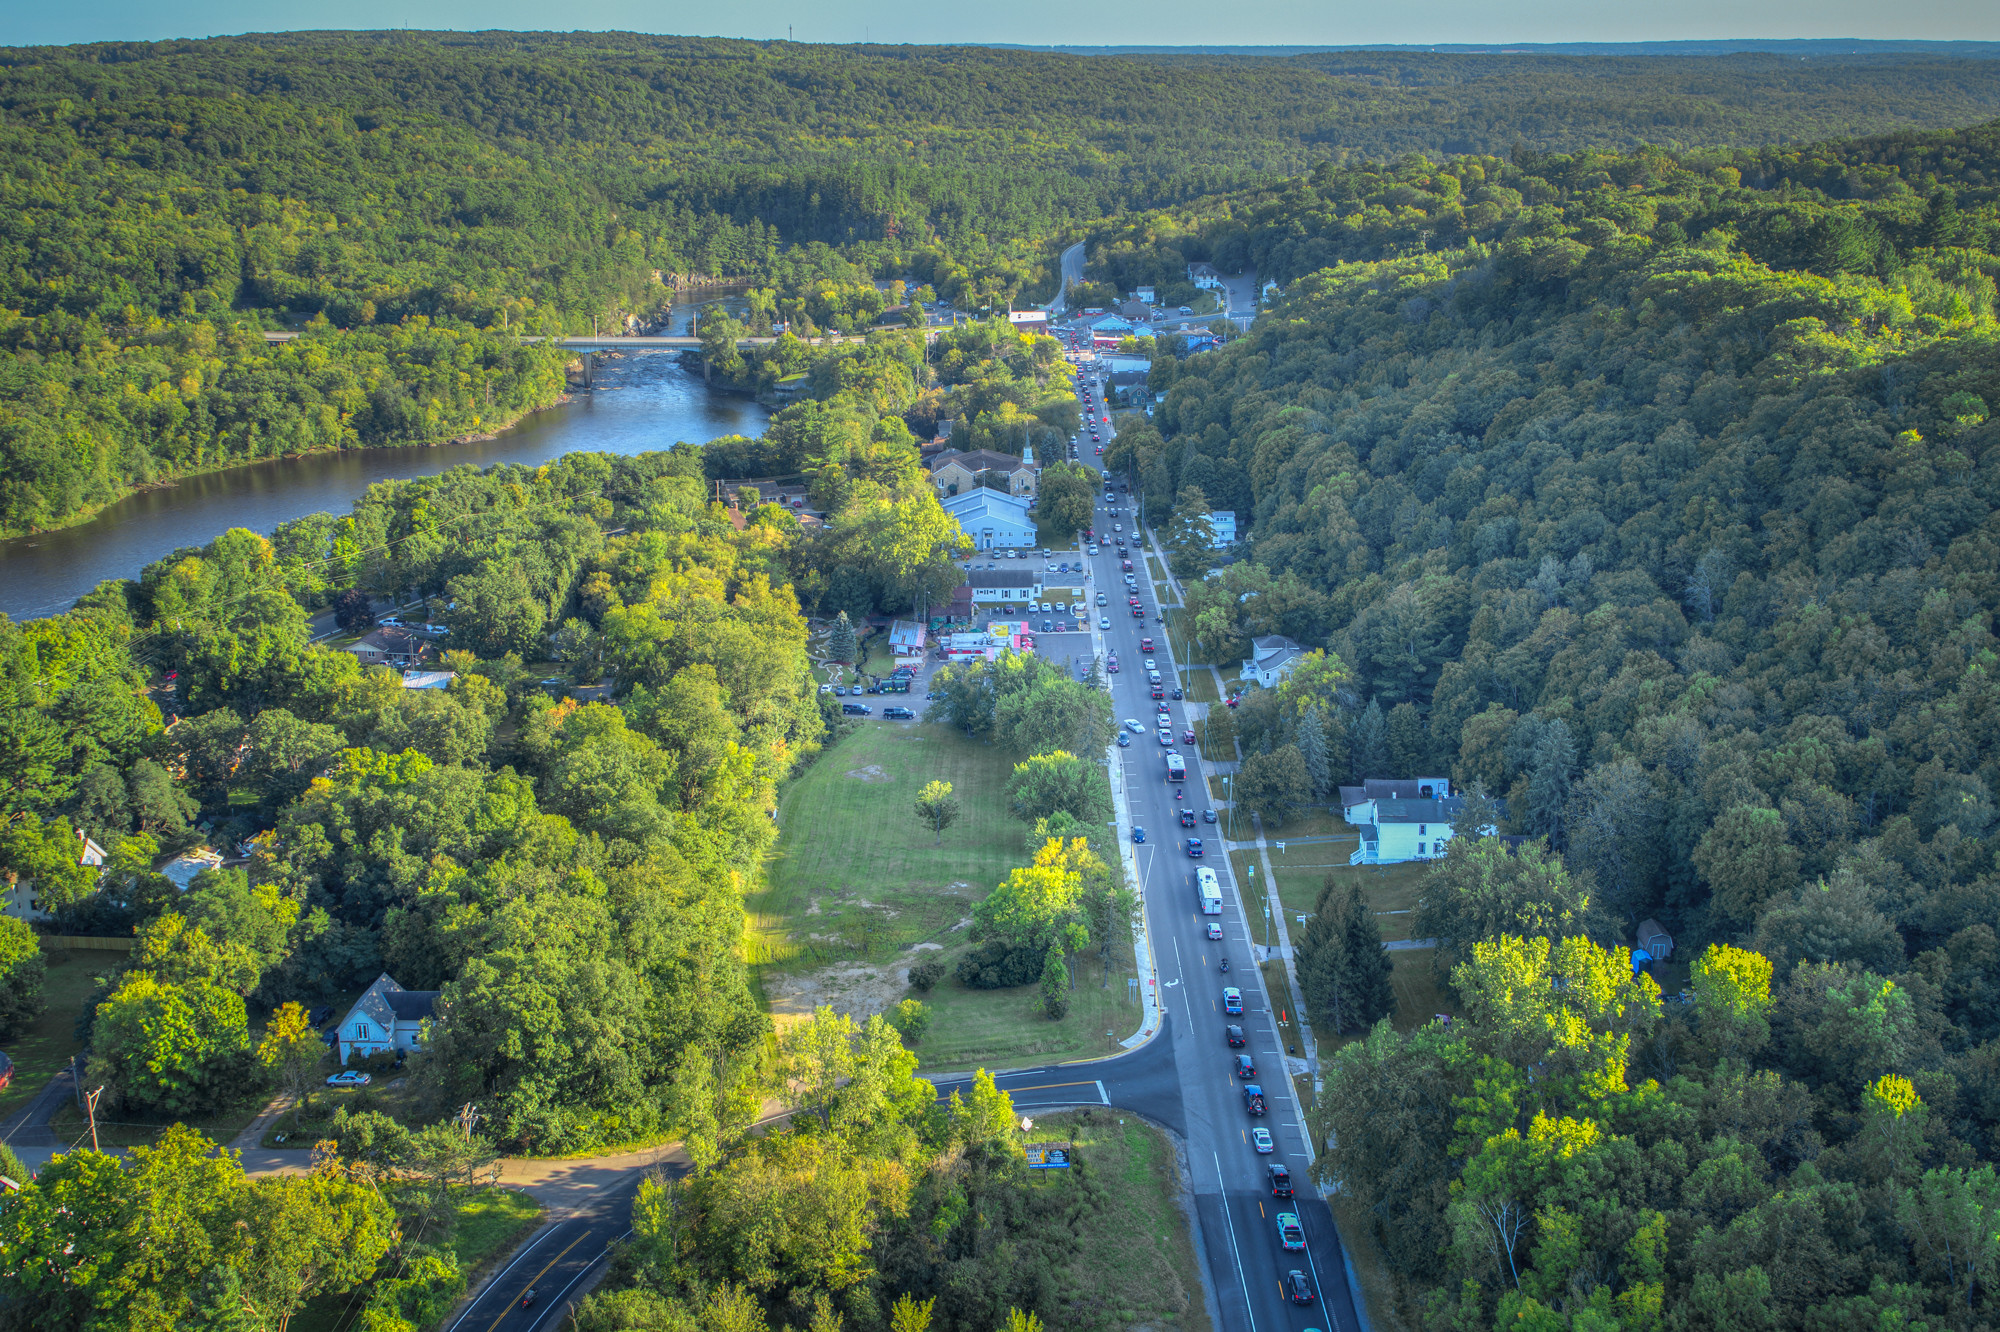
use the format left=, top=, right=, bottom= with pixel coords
left=1096, top=1080, right=1109, bottom=1106
left=448, top=1222, right=571, bottom=1329
left=1213, top=1152, right=1261, bottom=1332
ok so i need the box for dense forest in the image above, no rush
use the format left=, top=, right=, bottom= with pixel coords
left=1094, top=116, right=2000, bottom=1329
left=7, top=33, right=2000, bottom=535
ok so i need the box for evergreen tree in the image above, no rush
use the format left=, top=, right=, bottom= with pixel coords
left=827, top=611, right=858, bottom=666
left=1386, top=702, right=1430, bottom=776
left=1295, top=879, right=1394, bottom=1034
left=1349, top=699, right=1388, bottom=783
left=1526, top=719, right=1578, bottom=846
left=1039, top=946, right=1070, bottom=1020
left=1297, top=705, right=1331, bottom=800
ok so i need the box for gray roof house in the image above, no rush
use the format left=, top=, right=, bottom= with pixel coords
left=337, top=973, right=441, bottom=1064
left=1240, top=635, right=1306, bottom=688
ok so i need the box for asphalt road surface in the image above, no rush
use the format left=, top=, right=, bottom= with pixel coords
left=446, top=1178, right=649, bottom=1332
left=948, top=370, right=1364, bottom=1331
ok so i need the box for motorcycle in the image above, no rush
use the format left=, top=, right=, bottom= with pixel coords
left=1219, top=957, right=1230, bottom=973
left=1175, top=788, right=1184, bottom=800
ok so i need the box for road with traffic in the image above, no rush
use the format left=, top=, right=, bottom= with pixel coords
left=1021, top=365, right=1362, bottom=1331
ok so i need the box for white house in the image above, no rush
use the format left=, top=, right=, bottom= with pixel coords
left=1338, top=778, right=1452, bottom=825
left=400, top=670, right=456, bottom=690
left=966, top=567, right=1043, bottom=607
left=942, top=488, right=1038, bottom=549
left=1348, top=794, right=1497, bottom=866
left=1209, top=511, right=1238, bottom=548
left=1240, top=635, right=1306, bottom=688
left=889, top=620, right=927, bottom=661
left=1188, top=262, right=1223, bottom=290
left=1134, top=285, right=1156, bottom=304
left=2, top=830, right=106, bottom=922
left=337, top=973, right=441, bottom=1064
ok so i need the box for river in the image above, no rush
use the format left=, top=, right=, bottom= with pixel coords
left=0, top=296, right=764, bottom=622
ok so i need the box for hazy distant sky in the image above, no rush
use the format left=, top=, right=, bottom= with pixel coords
left=4, top=0, right=1997, bottom=50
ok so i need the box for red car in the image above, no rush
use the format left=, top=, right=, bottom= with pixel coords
left=1183, top=729, right=1196, bottom=744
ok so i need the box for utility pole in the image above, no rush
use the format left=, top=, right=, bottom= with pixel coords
left=456, top=1102, right=482, bottom=1140
left=84, top=1086, right=104, bottom=1153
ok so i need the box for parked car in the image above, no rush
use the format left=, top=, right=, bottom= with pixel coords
left=1131, top=826, right=1146, bottom=843
left=883, top=707, right=915, bottom=720
left=841, top=703, right=872, bottom=716
left=1100, top=618, right=1111, bottom=629
left=1203, top=808, right=1217, bottom=823
left=327, top=1071, right=371, bottom=1088
left=1117, top=733, right=1131, bottom=747
left=1183, top=730, right=1196, bottom=744
left=1171, top=687, right=1184, bottom=700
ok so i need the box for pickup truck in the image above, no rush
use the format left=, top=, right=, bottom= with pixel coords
left=1243, top=1083, right=1266, bottom=1115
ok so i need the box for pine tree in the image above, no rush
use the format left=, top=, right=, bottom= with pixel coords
left=1296, top=879, right=1394, bottom=1034
left=1039, top=945, right=1070, bottom=1020
left=828, top=611, right=858, bottom=666
left=1297, top=705, right=1331, bottom=800
left=1386, top=702, right=1430, bottom=776
left=1349, top=698, right=1388, bottom=783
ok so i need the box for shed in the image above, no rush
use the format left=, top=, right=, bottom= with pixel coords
left=1635, top=919, right=1675, bottom=961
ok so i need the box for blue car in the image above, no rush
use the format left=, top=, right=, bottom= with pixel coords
left=1132, top=827, right=1146, bottom=844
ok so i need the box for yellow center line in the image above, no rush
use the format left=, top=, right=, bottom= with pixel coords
left=486, top=1231, right=589, bottom=1332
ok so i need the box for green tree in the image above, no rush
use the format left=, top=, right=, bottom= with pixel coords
left=1234, top=745, right=1310, bottom=825
left=890, top=998, right=932, bottom=1045
left=1695, top=805, right=1804, bottom=927
left=1033, top=462, right=1097, bottom=546
left=257, top=1001, right=327, bottom=1109
left=1039, top=945, right=1071, bottom=1020
left=827, top=611, right=858, bottom=667
left=88, top=971, right=252, bottom=1116
left=1005, top=751, right=1109, bottom=825
left=0, top=912, right=47, bottom=1040
left=1690, top=942, right=1775, bottom=1062
left=1412, top=837, right=1602, bottom=979
left=1295, top=879, right=1393, bottom=1034
left=913, top=779, right=960, bottom=846
left=973, top=838, right=1096, bottom=957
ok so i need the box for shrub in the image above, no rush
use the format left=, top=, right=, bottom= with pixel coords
left=907, top=958, right=947, bottom=992
left=891, top=999, right=932, bottom=1045
left=955, top=941, right=1045, bottom=989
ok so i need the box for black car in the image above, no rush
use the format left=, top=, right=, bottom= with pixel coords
left=1170, top=687, right=1184, bottom=700
left=1179, top=810, right=1196, bottom=827
left=840, top=702, right=872, bottom=716
left=1269, top=1163, right=1294, bottom=1198
left=1235, top=1053, right=1255, bottom=1078
left=1202, top=808, right=1217, bottom=823
left=308, top=1006, right=334, bottom=1028
left=1225, top=1024, right=1245, bottom=1047
left=1287, top=1271, right=1314, bottom=1305
left=882, top=707, right=915, bottom=720
left=1117, top=733, right=1131, bottom=747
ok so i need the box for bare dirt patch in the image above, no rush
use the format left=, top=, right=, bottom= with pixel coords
left=908, top=941, right=945, bottom=952
left=765, top=963, right=912, bottom=1024
left=845, top=764, right=890, bottom=782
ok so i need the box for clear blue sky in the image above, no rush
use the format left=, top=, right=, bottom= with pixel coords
left=3, top=0, right=1996, bottom=50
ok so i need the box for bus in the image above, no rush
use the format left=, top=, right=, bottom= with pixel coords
left=1195, top=867, right=1222, bottom=915
left=1165, top=752, right=1186, bottom=782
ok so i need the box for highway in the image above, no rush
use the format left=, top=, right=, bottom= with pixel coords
left=954, top=368, right=1363, bottom=1330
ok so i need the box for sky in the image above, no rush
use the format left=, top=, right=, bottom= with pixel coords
left=4, top=0, right=1998, bottom=50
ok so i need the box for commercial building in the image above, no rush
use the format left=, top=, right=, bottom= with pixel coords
left=942, top=488, right=1038, bottom=549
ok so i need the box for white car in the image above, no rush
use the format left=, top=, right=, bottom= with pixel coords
left=1124, top=719, right=1146, bottom=734
left=1142, top=659, right=1156, bottom=670
left=327, top=1071, right=372, bottom=1088
left=1088, top=545, right=1099, bottom=555
left=1252, top=1127, right=1274, bottom=1152
left=1100, top=617, right=1111, bottom=629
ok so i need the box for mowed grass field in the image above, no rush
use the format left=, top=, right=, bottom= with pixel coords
left=753, top=720, right=1146, bottom=1068
left=753, top=721, right=1019, bottom=962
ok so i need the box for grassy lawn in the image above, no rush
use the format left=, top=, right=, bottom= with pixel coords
left=755, top=721, right=1145, bottom=1066
left=1183, top=671, right=1220, bottom=703
left=911, top=942, right=1141, bottom=1071
left=753, top=721, right=1021, bottom=964
left=0, top=947, right=111, bottom=1118
left=1022, top=1108, right=1212, bottom=1332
